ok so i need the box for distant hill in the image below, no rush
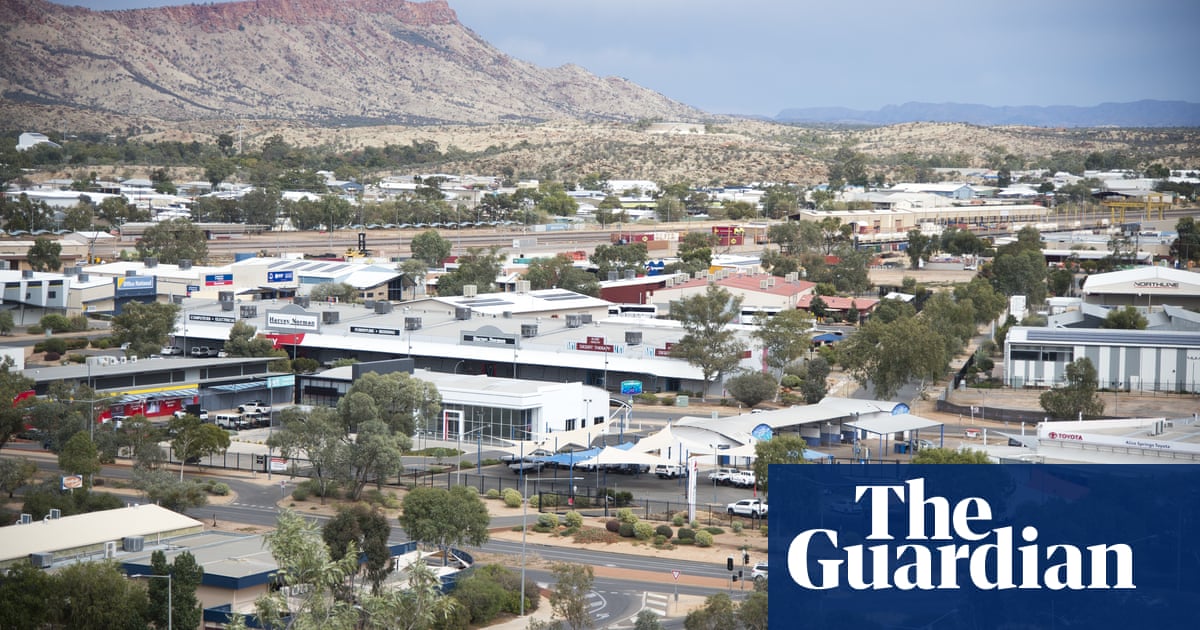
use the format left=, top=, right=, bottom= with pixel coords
left=0, top=0, right=701, bottom=125
left=775, top=100, right=1200, bottom=127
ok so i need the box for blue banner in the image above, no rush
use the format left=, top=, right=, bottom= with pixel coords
left=114, top=275, right=156, bottom=296
left=267, top=271, right=294, bottom=283
left=768, top=464, right=1200, bottom=629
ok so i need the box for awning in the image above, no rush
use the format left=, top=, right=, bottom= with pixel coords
left=115, top=388, right=198, bottom=404
left=209, top=381, right=268, bottom=393
left=844, top=413, right=942, bottom=436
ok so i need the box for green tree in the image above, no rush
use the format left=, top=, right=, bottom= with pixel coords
left=675, top=231, right=718, bottom=273
left=536, top=181, right=578, bottom=216
left=96, top=196, right=149, bottom=226
left=800, top=356, right=830, bottom=404
left=342, top=370, right=440, bottom=437
left=324, top=504, right=394, bottom=595
left=840, top=315, right=948, bottom=399
left=595, top=194, right=624, bottom=226
left=398, top=486, right=491, bottom=566
left=0, top=456, right=38, bottom=498
left=51, top=561, right=151, bottom=629
left=912, top=448, right=993, bottom=464
left=112, top=301, right=180, bottom=358
left=255, top=510, right=360, bottom=630
left=752, top=309, right=813, bottom=399
left=738, top=590, right=769, bottom=630
left=435, top=246, right=503, bottom=296
left=58, top=431, right=101, bottom=487
left=148, top=550, right=205, bottom=630
left=169, top=414, right=231, bottom=480
left=358, top=559, right=459, bottom=630
left=136, top=218, right=209, bottom=264
left=0, top=561, right=55, bottom=628
left=1169, top=216, right=1200, bottom=264
left=817, top=216, right=853, bottom=254
left=339, top=419, right=407, bottom=501
left=0, top=310, right=14, bottom=335
left=684, top=592, right=737, bottom=630
left=61, top=200, right=95, bottom=232
left=987, top=249, right=1047, bottom=306
left=203, top=157, right=236, bottom=190
left=225, top=320, right=282, bottom=357
left=762, top=186, right=799, bottom=219
left=906, top=229, right=932, bottom=270
left=655, top=195, right=683, bottom=223
left=590, top=242, right=648, bottom=279
left=398, top=258, right=427, bottom=300
left=525, top=254, right=600, bottom=296
left=549, top=563, right=595, bottom=630
left=309, top=281, right=359, bottom=304
left=1101, top=305, right=1148, bottom=330
left=751, top=434, right=809, bottom=493
left=634, top=609, right=665, bottom=630
left=239, top=187, right=282, bottom=228
left=668, top=284, right=746, bottom=400
left=27, top=237, right=62, bottom=271
left=268, top=406, right=345, bottom=503
left=410, top=229, right=453, bottom=267
left=724, top=371, right=778, bottom=408
left=1040, top=357, right=1105, bottom=420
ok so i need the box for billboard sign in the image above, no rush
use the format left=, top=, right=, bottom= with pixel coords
left=266, top=306, right=320, bottom=332
left=114, top=275, right=157, bottom=296
left=267, top=271, right=294, bottom=283
left=204, top=273, right=233, bottom=286
left=620, top=380, right=643, bottom=395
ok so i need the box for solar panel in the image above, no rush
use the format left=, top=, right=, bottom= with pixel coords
left=541, top=292, right=586, bottom=301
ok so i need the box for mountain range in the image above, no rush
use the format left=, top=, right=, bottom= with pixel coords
left=775, top=100, right=1200, bottom=128
left=0, top=0, right=700, bottom=126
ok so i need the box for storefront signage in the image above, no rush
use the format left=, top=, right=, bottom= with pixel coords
left=115, top=275, right=157, bottom=296
left=267, top=271, right=294, bottom=283
left=1132, top=280, right=1179, bottom=289
left=461, top=325, right=518, bottom=347
left=205, top=273, right=233, bottom=286
left=576, top=335, right=614, bottom=352
left=189, top=313, right=237, bottom=324
left=266, top=306, right=320, bottom=332
left=351, top=326, right=401, bottom=336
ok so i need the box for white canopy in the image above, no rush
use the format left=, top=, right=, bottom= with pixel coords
left=576, top=446, right=671, bottom=468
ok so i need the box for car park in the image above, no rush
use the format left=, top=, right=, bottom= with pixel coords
left=726, top=498, right=768, bottom=517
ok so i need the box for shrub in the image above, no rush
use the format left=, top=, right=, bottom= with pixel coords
left=291, top=486, right=310, bottom=501
left=605, top=519, right=620, bottom=533
left=661, top=396, right=676, bottom=406
left=695, top=530, right=714, bottom=547
left=42, top=337, right=68, bottom=355
left=653, top=534, right=668, bottom=546
left=67, top=353, right=86, bottom=364
left=633, top=392, right=659, bottom=405
left=781, top=374, right=802, bottom=388
left=760, top=524, right=768, bottom=537
left=731, top=520, right=743, bottom=533
left=690, top=520, right=700, bottom=529
left=576, top=527, right=620, bottom=544
left=459, top=459, right=474, bottom=469
left=541, top=493, right=559, bottom=508
left=564, top=511, right=583, bottom=528
left=655, top=524, right=674, bottom=538
left=610, top=490, right=633, bottom=506
left=672, top=513, right=686, bottom=526
left=677, top=527, right=695, bottom=541
left=502, top=488, right=522, bottom=508
left=450, top=573, right=506, bottom=624
left=90, top=337, right=113, bottom=349
left=65, top=337, right=89, bottom=350
left=618, top=522, right=635, bottom=538
left=26, top=324, right=43, bottom=335
left=633, top=522, right=655, bottom=540
left=209, top=482, right=231, bottom=496
left=537, top=513, right=559, bottom=528
left=43, top=352, right=62, bottom=362
left=39, top=314, right=73, bottom=333
left=69, top=314, right=89, bottom=331
left=528, top=495, right=539, bottom=509
left=486, top=488, right=500, bottom=499
left=616, top=508, right=638, bottom=524
left=480, top=458, right=502, bottom=466
left=704, top=526, right=725, bottom=536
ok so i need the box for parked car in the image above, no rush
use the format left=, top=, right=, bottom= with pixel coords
left=709, top=467, right=743, bottom=485
left=161, top=346, right=183, bottom=356
left=190, top=346, right=210, bottom=357
left=727, top=470, right=756, bottom=488
left=727, top=498, right=768, bottom=517
left=237, top=401, right=272, bottom=415
left=655, top=463, right=685, bottom=479
left=508, top=460, right=545, bottom=474
left=752, top=562, right=768, bottom=582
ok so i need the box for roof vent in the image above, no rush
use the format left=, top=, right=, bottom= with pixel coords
left=463, top=284, right=477, bottom=298
left=240, top=305, right=258, bottom=318
left=178, top=259, right=192, bottom=270
left=322, top=310, right=339, bottom=324
left=626, top=331, right=643, bottom=345
left=521, top=323, right=538, bottom=338
left=455, top=307, right=472, bottom=320
left=566, top=314, right=583, bottom=328
left=404, top=316, right=422, bottom=330
left=374, top=301, right=393, bottom=314
left=144, top=257, right=157, bottom=268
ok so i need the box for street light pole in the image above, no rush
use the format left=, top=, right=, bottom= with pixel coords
left=131, top=573, right=171, bottom=630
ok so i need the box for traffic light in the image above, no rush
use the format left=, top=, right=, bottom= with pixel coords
left=743, top=551, right=750, bottom=565
left=732, top=573, right=739, bottom=583
left=727, top=556, right=734, bottom=571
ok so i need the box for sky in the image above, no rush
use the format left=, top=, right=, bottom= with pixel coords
left=50, top=0, right=1200, bottom=117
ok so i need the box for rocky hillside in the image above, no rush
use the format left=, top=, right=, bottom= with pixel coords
left=0, top=0, right=701, bottom=125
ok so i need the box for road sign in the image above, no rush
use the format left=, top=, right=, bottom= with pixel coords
left=671, top=569, right=680, bottom=581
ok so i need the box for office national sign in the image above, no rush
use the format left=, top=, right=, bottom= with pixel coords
left=769, top=464, right=1200, bottom=629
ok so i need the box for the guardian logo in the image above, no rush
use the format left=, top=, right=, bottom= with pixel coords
left=787, top=478, right=1134, bottom=591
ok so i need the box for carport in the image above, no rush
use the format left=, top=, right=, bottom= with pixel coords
left=844, top=413, right=944, bottom=460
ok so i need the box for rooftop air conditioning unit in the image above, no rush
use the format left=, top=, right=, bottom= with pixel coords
left=580, top=314, right=593, bottom=324
left=404, top=317, right=422, bottom=330
left=22, top=269, right=33, bottom=279
left=624, top=269, right=635, bottom=280
left=19, top=513, right=31, bottom=525
left=104, top=541, right=117, bottom=558
left=30, top=553, right=53, bottom=569
left=144, top=258, right=157, bottom=268
left=171, top=295, right=184, bottom=305
left=455, top=307, right=472, bottom=320
left=566, top=314, right=583, bottom=328
left=64, top=266, right=80, bottom=276
left=760, top=279, right=769, bottom=289
left=126, top=269, right=137, bottom=276
left=294, top=296, right=310, bottom=308
left=521, top=324, right=538, bottom=338
left=607, top=271, right=618, bottom=282
left=516, top=280, right=531, bottom=293
left=364, top=300, right=376, bottom=309
left=502, top=311, right=512, bottom=319
left=221, top=301, right=235, bottom=311
left=785, top=271, right=799, bottom=282
left=218, top=291, right=235, bottom=302
left=374, top=301, right=393, bottom=314
left=768, top=277, right=776, bottom=287
left=78, top=273, right=89, bottom=282
left=626, top=331, right=643, bottom=345
left=123, top=536, right=145, bottom=552
left=322, top=311, right=339, bottom=324
left=178, top=259, right=192, bottom=270
left=240, top=305, right=258, bottom=318
left=463, top=285, right=477, bottom=298
left=48, top=509, right=61, bottom=519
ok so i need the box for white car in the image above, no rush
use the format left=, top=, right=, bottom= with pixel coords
left=726, top=498, right=768, bottom=517
left=160, top=346, right=183, bottom=356
left=751, top=562, right=768, bottom=582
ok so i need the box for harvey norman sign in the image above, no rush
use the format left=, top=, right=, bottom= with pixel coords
left=266, top=307, right=320, bottom=332
left=461, top=325, right=517, bottom=347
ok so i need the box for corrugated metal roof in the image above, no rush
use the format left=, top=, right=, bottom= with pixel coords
left=1025, top=328, right=1200, bottom=347
left=0, top=504, right=203, bottom=563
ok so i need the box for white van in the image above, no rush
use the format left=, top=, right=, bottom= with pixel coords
left=214, top=413, right=244, bottom=429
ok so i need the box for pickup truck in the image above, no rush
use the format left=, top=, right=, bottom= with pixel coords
left=237, top=401, right=272, bottom=415
left=727, top=470, right=756, bottom=488
left=655, top=463, right=684, bottom=479
left=508, top=460, right=546, bottom=474
left=727, top=498, right=768, bottom=517
left=708, top=467, right=743, bottom=485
